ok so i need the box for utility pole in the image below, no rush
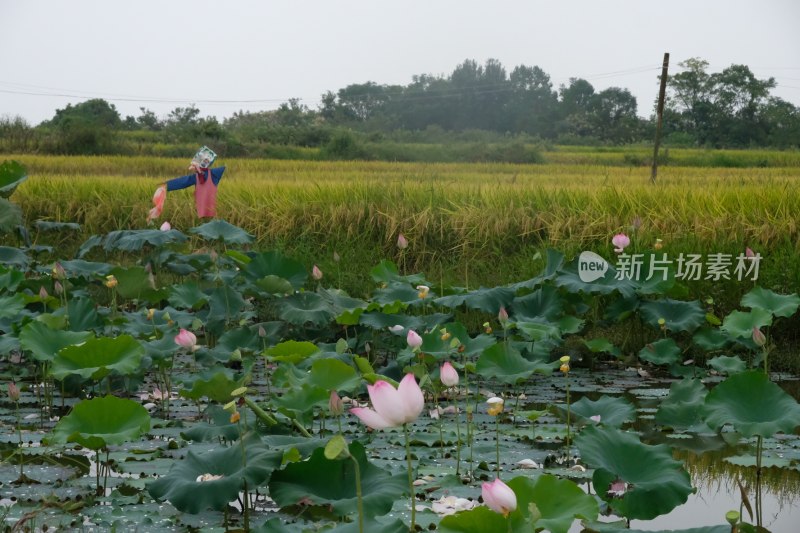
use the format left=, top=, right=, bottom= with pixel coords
left=651, top=52, right=669, bottom=184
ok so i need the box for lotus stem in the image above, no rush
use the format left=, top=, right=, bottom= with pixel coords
left=403, top=423, right=416, bottom=532
left=350, top=455, right=364, bottom=533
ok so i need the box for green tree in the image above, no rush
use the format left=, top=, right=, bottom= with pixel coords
left=47, top=98, right=121, bottom=154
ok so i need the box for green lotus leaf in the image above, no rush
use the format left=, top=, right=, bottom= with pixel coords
left=67, top=297, right=104, bottom=332
left=0, top=160, right=27, bottom=198
left=692, top=327, right=732, bottom=351
left=555, top=258, right=637, bottom=298
left=369, top=259, right=427, bottom=285
left=707, top=355, right=746, bottom=375
left=189, top=219, right=254, bottom=244
left=702, top=371, right=800, bottom=438
left=322, top=517, right=409, bottom=533
left=512, top=285, right=564, bottom=322
left=34, top=220, right=81, bottom=231
left=308, top=358, right=361, bottom=393
left=515, top=319, right=562, bottom=342
left=256, top=274, right=294, bottom=295
left=508, top=250, right=564, bottom=291
left=207, top=285, right=246, bottom=323
left=180, top=370, right=246, bottom=404
left=604, top=295, right=640, bottom=322
left=568, top=395, right=636, bottom=428
left=476, top=343, right=552, bottom=384
left=412, top=322, right=496, bottom=360
left=265, top=340, right=320, bottom=364
left=371, top=281, right=423, bottom=306
left=439, top=505, right=510, bottom=532
left=19, top=321, right=92, bottom=363
left=654, top=378, right=709, bottom=432
left=108, top=265, right=168, bottom=303
left=507, top=474, right=599, bottom=533
left=103, top=229, right=187, bottom=252
left=51, top=335, right=144, bottom=381
left=740, top=286, right=800, bottom=318
left=0, top=293, right=26, bottom=320
left=0, top=198, right=22, bottom=232
left=272, top=384, right=329, bottom=419
left=358, top=312, right=422, bottom=332
left=276, top=292, right=335, bottom=327
left=583, top=338, right=622, bottom=359
left=0, top=264, right=23, bottom=291
left=435, top=286, right=515, bottom=314
left=57, top=259, right=112, bottom=278
left=720, top=308, right=773, bottom=340
left=243, top=251, right=307, bottom=289
left=268, top=441, right=405, bottom=517
left=168, top=282, right=208, bottom=309
left=576, top=426, right=693, bottom=520
left=638, top=338, right=681, bottom=365
left=639, top=298, right=705, bottom=333
left=50, top=395, right=150, bottom=450
left=148, top=434, right=282, bottom=513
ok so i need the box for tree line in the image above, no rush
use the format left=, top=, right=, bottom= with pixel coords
left=1, top=57, right=798, bottom=158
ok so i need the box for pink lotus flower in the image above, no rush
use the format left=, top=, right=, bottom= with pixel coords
left=350, top=374, right=424, bottom=429
left=312, top=265, right=323, bottom=280
left=397, top=233, right=408, bottom=250
left=752, top=327, right=766, bottom=347
left=329, top=390, right=344, bottom=416
left=612, top=233, right=631, bottom=253
left=745, top=247, right=756, bottom=259
left=407, top=329, right=423, bottom=350
left=174, top=329, right=197, bottom=350
left=482, top=478, right=517, bottom=517
left=160, top=221, right=171, bottom=231
left=440, top=361, right=459, bottom=387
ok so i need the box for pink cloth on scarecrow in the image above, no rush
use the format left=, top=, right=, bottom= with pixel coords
left=147, top=185, right=166, bottom=223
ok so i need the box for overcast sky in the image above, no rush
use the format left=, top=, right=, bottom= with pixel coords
left=1, top=0, right=798, bottom=125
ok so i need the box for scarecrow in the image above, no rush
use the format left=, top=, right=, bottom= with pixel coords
left=148, top=146, right=226, bottom=222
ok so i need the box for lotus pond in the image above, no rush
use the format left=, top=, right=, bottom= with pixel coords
left=2, top=167, right=800, bottom=531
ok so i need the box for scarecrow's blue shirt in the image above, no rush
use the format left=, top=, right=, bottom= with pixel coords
left=166, top=166, right=225, bottom=191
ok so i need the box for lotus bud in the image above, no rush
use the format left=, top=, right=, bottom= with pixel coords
left=745, top=247, right=755, bottom=259
left=7, top=381, right=20, bottom=402
left=258, top=325, right=267, bottom=338
left=54, top=281, right=64, bottom=295
left=388, top=324, right=404, bottom=334
left=160, top=221, right=172, bottom=231
left=52, top=262, right=66, bottom=280
left=752, top=327, right=766, bottom=347
left=498, top=306, right=509, bottom=323
left=174, top=329, right=197, bottom=350
left=312, top=265, right=323, bottom=280
left=333, top=251, right=341, bottom=262
left=397, top=233, right=408, bottom=249
left=612, top=233, right=631, bottom=253
left=39, top=286, right=48, bottom=300
left=147, top=308, right=155, bottom=321
left=481, top=478, right=517, bottom=517
left=487, top=397, right=504, bottom=416
left=440, top=361, right=459, bottom=387
left=407, top=329, right=423, bottom=350
left=329, top=390, right=344, bottom=416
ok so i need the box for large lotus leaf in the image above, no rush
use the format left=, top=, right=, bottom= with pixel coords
left=515, top=318, right=562, bottom=342
left=568, top=395, right=636, bottom=428
left=371, top=281, right=422, bottom=306
left=19, top=321, right=92, bottom=363
left=583, top=338, right=622, bottom=359
left=243, top=251, right=307, bottom=289
left=103, top=229, right=187, bottom=252
left=412, top=322, right=495, bottom=360
left=0, top=199, right=23, bottom=232
left=308, top=358, right=361, bottom=393
left=189, top=219, right=254, bottom=244
left=67, top=297, right=104, bottom=331
left=692, top=327, right=732, bottom=351
left=148, top=434, right=282, bottom=513
left=207, top=285, right=246, bottom=322
left=0, top=264, right=23, bottom=291
left=435, top=286, right=515, bottom=314
left=323, top=517, right=409, bottom=533
left=508, top=248, right=564, bottom=291
left=0, top=293, right=25, bottom=319
left=507, top=474, right=599, bottom=533
left=702, top=371, right=800, bottom=438
left=555, top=258, right=637, bottom=299
left=358, top=312, right=422, bottom=332
left=512, top=285, right=564, bottom=322
left=439, top=505, right=510, bottom=532
left=368, top=259, right=427, bottom=285
left=265, top=340, right=320, bottom=364
left=476, top=343, right=552, bottom=384
left=180, top=404, right=241, bottom=443
left=576, top=426, right=693, bottom=520
left=707, top=355, right=746, bottom=375
left=741, top=286, right=800, bottom=318
left=52, top=335, right=144, bottom=381
left=639, top=298, right=705, bottom=333
left=0, top=246, right=28, bottom=269
left=180, top=369, right=246, bottom=404
left=654, top=378, right=709, bottom=432
left=604, top=295, right=640, bottom=322
left=272, top=383, right=329, bottom=419
left=57, top=259, right=113, bottom=278
left=50, top=395, right=150, bottom=450
left=168, top=281, right=208, bottom=309
left=0, top=160, right=27, bottom=198
left=638, top=338, right=681, bottom=366
left=108, top=265, right=168, bottom=302
left=212, top=326, right=262, bottom=355
left=276, top=291, right=335, bottom=327
left=268, top=441, right=405, bottom=517
left=720, top=308, right=772, bottom=339
left=34, top=220, right=81, bottom=231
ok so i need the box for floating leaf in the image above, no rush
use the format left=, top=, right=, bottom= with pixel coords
left=654, top=378, right=709, bottom=432
left=707, top=355, right=746, bottom=375
left=51, top=335, right=144, bottom=381
left=639, top=299, right=705, bottom=333
left=702, top=371, right=800, bottom=438
left=576, top=426, right=693, bottom=520
left=638, top=338, right=681, bottom=366
left=268, top=441, right=405, bottom=517
left=568, top=395, right=636, bottom=427
left=50, top=395, right=150, bottom=450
